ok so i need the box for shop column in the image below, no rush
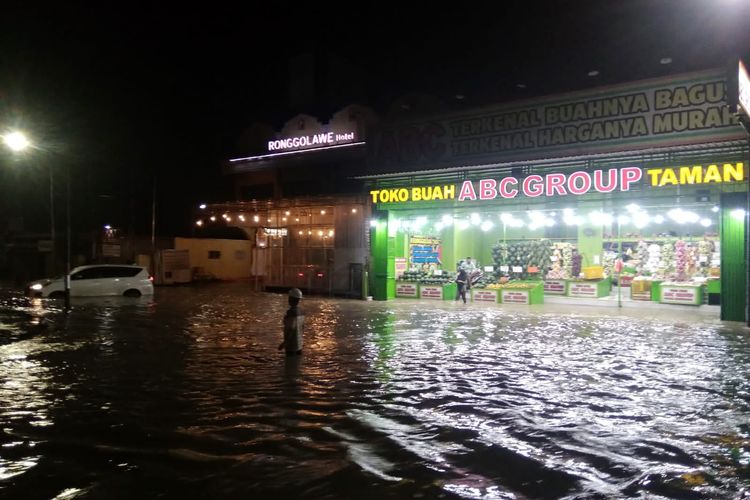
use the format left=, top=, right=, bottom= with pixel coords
left=720, top=192, right=747, bottom=322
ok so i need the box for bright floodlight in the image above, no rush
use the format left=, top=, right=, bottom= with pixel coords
left=731, top=209, right=746, bottom=220
left=3, top=131, right=30, bottom=152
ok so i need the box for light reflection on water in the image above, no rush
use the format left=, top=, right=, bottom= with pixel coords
left=0, top=282, right=748, bottom=499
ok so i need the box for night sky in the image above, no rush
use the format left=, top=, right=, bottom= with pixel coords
left=1, top=1, right=748, bottom=236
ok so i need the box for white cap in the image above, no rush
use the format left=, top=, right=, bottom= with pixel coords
left=288, top=288, right=303, bottom=299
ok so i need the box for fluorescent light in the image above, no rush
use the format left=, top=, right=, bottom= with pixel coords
left=731, top=208, right=746, bottom=220
left=435, top=222, right=445, bottom=231
left=653, top=215, right=664, bottom=224
left=470, top=213, right=481, bottom=225
left=625, top=203, right=640, bottom=213
left=711, top=206, right=719, bottom=213
left=441, top=214, right=454, bottom=225
left=480, top=221, right=494, bottom=232
left=700, top=218, right=712, bottom=227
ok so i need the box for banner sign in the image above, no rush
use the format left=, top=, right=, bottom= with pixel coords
left=409, top=236, right=441, bottom=264
left=472, top=289, right=499, bottom=303
left=371, top=70, right=745, bottom=170
left=420, top=285, right=443, bottom=300
left=660, top=285, right=702, bottom=305
left=369, top=162, right=744, bottom=204
left=501, top=289, right=530, bottom=304
left=396, top=282, right=419, bottom=297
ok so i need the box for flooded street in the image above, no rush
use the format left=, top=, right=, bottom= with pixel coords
left=1, top=282, right=749, bottom=499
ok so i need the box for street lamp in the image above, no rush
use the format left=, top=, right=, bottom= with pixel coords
left=2, top=131, right=30, bottom=152
left=2, top=130, right=72, bottom=311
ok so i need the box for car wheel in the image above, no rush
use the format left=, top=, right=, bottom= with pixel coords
left=123, top=289, right=142, bottom=298
left=48, top=291, right=65, bottom=300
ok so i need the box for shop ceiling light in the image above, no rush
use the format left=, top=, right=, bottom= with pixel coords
left=226, top=216, right=232, bottom=222
left=253, top=215, right=260, bottom=222
left=441, top=214, right=454, bottom=225
left=731, top=208, right=746, bottom=220
left=528, top=210, right=545, bottom=223
left=700, top=218, right=712, bottom=227
left=562, top=208, right=574, bottom=216
left=545, top=218, right=555, bottom=227
left=391, top=219, right=402, bottom=229
left=210, top=216, right=216, bottom=222
left=626, top=203, right=640, bottom=213
left=500, top=212, right=512, bottom=223
left=351, top=208, right=357, bottom=213
left=683, top=211, right=699, bottom=223
left=470, top=213, right=481, bottom=225
left=238, top=215, right=245, bottom=222
left=435, top=222, right=445, bottom=231
left=508, top=218, right=525, bottom=228
left=653, top=215, right=665, bottom=224
left=667, top=208, right=683, bottom=222
left=199, top=204, right=206, bottom=209
left=457, top=220, right=470, bottom=230
left=633, top=212, right=650, bottom=228
left=328, top=230, right=334, bottom=237
left=588, top=211, right=612, bottom=225
left=480, top=221, right=494, bottom=232
left=196, top=220, right=203, bottom=226
left=369, top=219, right=378, bottom=227
left=617, top=215, right=631, bottom=225
left=712, top=206, right=719, bottom=212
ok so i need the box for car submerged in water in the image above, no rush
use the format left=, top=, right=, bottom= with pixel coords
left=27, top=265, right=154, bottom=298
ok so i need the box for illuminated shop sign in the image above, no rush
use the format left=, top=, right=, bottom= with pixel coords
left=263, top=227, right=288, bottom=237
left=268, top=131, right=356, bottom=152
left=645, top=163, right=744, bottom=186
left=738, top=60, right=750, bottom=118
left=368, top=162, right=745, bottom=204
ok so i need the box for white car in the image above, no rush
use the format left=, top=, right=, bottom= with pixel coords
left=27, top=265, right=154, bottom=298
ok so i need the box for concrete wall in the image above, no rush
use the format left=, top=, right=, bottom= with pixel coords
left=174, top=237, right=253, bottom=280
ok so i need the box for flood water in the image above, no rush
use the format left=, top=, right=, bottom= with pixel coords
left=1, top=282, right=749, bottom=499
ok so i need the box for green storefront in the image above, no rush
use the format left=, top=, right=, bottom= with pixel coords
left=363, top=68, right=749, bottom=322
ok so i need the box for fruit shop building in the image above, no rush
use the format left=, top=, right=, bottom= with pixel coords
left=362, top=67, right=750, bottom=322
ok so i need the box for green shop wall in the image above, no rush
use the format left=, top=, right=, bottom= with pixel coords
left=720, top=192, right=747, bottom=322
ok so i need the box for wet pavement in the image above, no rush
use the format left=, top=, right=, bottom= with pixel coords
left=1, top=282, right=749, bottom=499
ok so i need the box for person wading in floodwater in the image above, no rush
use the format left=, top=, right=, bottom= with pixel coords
left=455, top=267, right=469, bottom=304
left=278, top=288, right=304, bottom=356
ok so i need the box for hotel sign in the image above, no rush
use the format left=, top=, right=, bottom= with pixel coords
left=268, top=131, right=356, bottom=153
left=372, top=69, right=746, bottom=169
left=369, top=163, right=745, bottom=204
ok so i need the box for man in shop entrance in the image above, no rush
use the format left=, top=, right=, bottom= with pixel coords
left=461, top=257, right=476, bottom=273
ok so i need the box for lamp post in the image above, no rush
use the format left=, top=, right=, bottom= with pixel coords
left=2, top=130, right=71, bottom=312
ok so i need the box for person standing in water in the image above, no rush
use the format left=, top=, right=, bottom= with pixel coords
left=455, top=267, right=469, bottom=304
left=278, top=288, right=304, bottom=356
